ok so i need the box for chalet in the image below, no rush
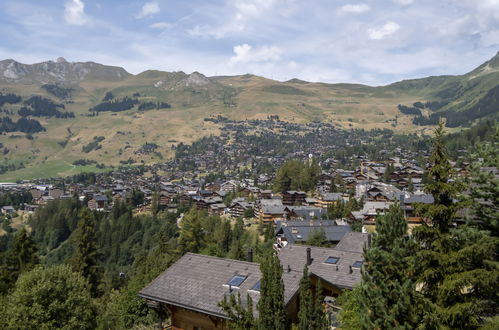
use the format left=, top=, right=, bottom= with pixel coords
left=350, top=201, right=393, bottom=226
left=365, top=184, right=402, bottom=202
left=315, top=192, right=344, bottom=208
left=282, top=191, right=306, bottom=206
left=275, top=220, right=351, bottom=248
left=399, top=193, right=434, bottom=223
left=257, top=189, right=272, bottom=199
left=139, top=253, right=301, bottom=329
left=1, top=205, right=15, bottom=215
left=284, top=206, right=325, bottom=221
left=196, top=196, right=223, bottom=211
left=139, top=233, right=369, bottom=329
left=88, top=194, right=109, bottom=211
left=209, top=203, right=226, bottom=216
left=259, top=205, right=286, bottom=223
left=220, top=181, right=238, bottom=193
left=48, top=188, right=64, bottom=199
left=229, top=200, right=254, bottom=218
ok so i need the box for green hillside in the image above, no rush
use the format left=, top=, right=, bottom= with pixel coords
left=0, top=53, right=497, bottom=180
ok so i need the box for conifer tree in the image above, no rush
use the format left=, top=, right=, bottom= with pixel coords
left=177, top=207, right=204, bottom=254
left=469, top=124, right=498, bottom=237
left=70, top=207, right=101, bottom=297
left=312, top=280, right=328, bottom=330
left=257, top=250, right=287, bottom=330
left=298, top=265, right=313, bottom=330
left=219, top=292, right=256, bottom=330
left=413, top=122, right=498, bottom=328
left=359, top=204, right=419, bottom=329
left=0, top=227, right=39, bottom=293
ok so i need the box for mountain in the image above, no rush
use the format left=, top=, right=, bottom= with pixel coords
left=0, top=53, right=497, bottom=180
left=0, top=58, right=130, bottom=84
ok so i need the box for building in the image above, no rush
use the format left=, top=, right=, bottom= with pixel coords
left=282, top=191, right=306, bottom=206
left=139, top=233, right=370, bottom=329
left=275, top=220, right=351, bottom=248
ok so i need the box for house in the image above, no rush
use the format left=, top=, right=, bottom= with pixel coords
left=275, top=220, right=351, bottom=248
left=220, top=180, right=238, bottom=193
left=350, top=201, right=393, bottom=227
left=229, top=200, right=254, bottom=218
left=139, top=253, right=301, bottom=330
left=1, top=205, right=15, bottom=215
left=139, top=233, right=370, bottom=329
left=282, top=191, right=306, bottom=206
left=284, top=206, right=326, bottom=221
left=88, top=194, right=109, bottom=211
left=315, top=193, right=344, bottom=208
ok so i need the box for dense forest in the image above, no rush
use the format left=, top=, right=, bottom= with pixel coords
left=19, top=96, right=74, bottom=118
left=0, top=116, right=45, bottom=134
left=90, top=97, right=140, bottom=113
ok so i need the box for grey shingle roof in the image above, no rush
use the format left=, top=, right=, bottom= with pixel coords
left=276, top=221, right=351, bottom=244
left=139, top=253, right=300, bottom=318
left=278, top=238, right=367, bottom=290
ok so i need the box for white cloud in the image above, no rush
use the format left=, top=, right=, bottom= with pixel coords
left=64, top=0, right=88, bottom=26
left=137, top=2, right=160, bottom=19
left=393, top=0, right=414, bottom=5
left=338, top=4, right=370, bottom=15
left=368, top=21, right=400, bottom=40
left=149, top=22, right=171, bottom=29
left=229, top=43, right=282, bottom=65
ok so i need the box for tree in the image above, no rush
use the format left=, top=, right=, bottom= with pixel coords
left=70, top=207, right=101, bottom=297
left=413, top=122, right=498, bottom=328
left=5, top=264, right=96, bottom=329
left=337, top=286, right=362, bottom=330
left=306, top=228, right=328, bottom=247
left=469, top=124, right=498, bottom=237
left=177, top=207, right=205, bottom=254
left=359, top=204, right=419, bottom=329
left=257, top=250, right=287, bottom=329
left=298, top=265, right=313, bottom=330
left=0, top=227, right=39, bottom=294
left=219, top=292, right=256, bottom=330
left=298, top=266, right=328, bottom=329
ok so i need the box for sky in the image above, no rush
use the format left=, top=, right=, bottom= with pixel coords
left=0, top=0, right=498, bottom=85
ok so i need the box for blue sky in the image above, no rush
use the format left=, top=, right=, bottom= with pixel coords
left=0, top=0, right=498, bottom=85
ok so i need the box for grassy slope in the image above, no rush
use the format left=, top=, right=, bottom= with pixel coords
left=1, top=55, right=498, bottom=180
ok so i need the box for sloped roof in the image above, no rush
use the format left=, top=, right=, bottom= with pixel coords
left=139, top=253, right=300, bottom=319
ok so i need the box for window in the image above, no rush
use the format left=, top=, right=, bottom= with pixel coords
left=251, top=280, right=261, bottom=292
left=325, top=256, right=339, bottom=264
left=227, top=275, right=247, bottom=287
left=352, top=261, right=363, bottom=268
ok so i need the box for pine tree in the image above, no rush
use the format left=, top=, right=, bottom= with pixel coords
left=219, top=292, right=256, bottom=330
left=177, top=207, right=204, bottom=255
left=359, top=203, right=419, bottom=329
left=257, top=250, right=287, bottom=330
left=413, top=122, right=498, bottom=328
left=70, top=207, right=101, bottom=297
left=312, top=280, right=328, bottom=330
left=298, top=265, right=313, bottom=330
left=469, top=124, right=498, bottom=237
left=0, top=227, right=39, bottom=293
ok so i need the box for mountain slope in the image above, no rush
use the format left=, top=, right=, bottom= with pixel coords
left=0, top=53, right=497, bottom=180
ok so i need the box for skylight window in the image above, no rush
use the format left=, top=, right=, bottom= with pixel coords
left=352, top=261, right=363, bottom=268
left=227, top=275, right=247, bottom=287
left=325, top=256, right=339, bottom=264
left=251, top=280, right=261, bottom=292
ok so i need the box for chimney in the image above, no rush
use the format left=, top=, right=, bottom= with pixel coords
left=247, top=248, right=253, bottom=263
left=306, top=247, right=312, bottom=266
left=349, top=265, right=353, bottom=274
left=367, top=234, right=372, bottom=248
left=287, top=265, right=291, bottom=273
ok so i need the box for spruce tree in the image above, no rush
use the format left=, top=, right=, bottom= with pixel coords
left=0, top=227, right=39, bottom=293
left=312, top=280, right=328, bottom=330
left=413, top=122, right=498, bottom=328
left=257, top=250, right=287, bottom=330
left=298, top=265, right=313, bottom=330
left=219, top=292, right=256, bottom=330
left=359, top=204, right=419, bottom=329
left=177, top=207, right=204, bottom=254
left=70, top=207, right=101, bottom=297
left=469, top=124, right=498, bottom=237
